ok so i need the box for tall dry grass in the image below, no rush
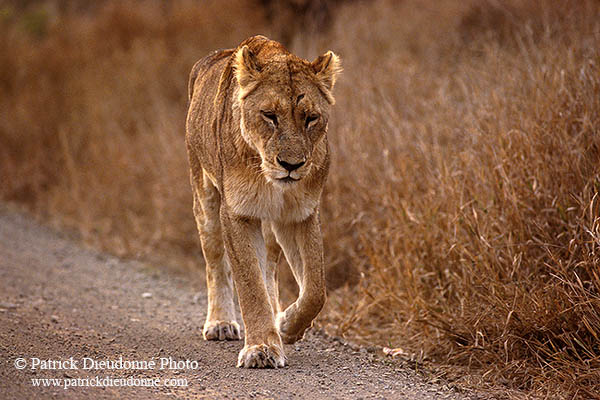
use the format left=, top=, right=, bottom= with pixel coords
left=316, top=0, right=600, bottom=397
left=1, top=0, right=599, bottom=397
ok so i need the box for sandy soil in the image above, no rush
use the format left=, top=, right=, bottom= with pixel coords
left=0, top=206, right=485, bottom=399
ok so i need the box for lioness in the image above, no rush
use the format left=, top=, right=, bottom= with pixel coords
left=185, top=35, right=341, bottom=368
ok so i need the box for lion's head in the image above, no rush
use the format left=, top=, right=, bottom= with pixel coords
left=232, top=39, right=341, bottom=187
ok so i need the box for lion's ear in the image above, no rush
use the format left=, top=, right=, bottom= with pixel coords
left=311, top=51, right=341, bottom=104
left=311, top=51, right=342, bottom=91
left=234, top=45, right=261, bottom=91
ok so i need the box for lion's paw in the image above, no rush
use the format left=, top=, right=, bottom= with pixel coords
left=276, top=312, right=306, bottom=344
left=237, top=343, right=287, bottom=368
left=203, top=320, right=241, bottom=341
left=279, top=329, right=306, bottom=344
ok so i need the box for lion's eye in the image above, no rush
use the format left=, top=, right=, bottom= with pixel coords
left=261, top=111, right=278, bottom=126
left=305, top=114, right=319, bottom=129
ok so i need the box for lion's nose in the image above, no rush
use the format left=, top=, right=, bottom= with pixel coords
left=276, top=157, right=305, bottom=172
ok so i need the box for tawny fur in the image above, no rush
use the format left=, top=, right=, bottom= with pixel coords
left=185, top=35, right=341, bottom=368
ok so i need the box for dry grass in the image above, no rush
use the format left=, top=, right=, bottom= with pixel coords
left=0, top=0, right=267, bottom=263
left=1, top=0, right=599, bottom=398
left=317, top=0, right=600, bottom=397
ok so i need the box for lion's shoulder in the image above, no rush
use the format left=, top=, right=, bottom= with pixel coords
left=187, top=48, right=234, bottom=102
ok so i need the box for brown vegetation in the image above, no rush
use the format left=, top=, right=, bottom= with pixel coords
left=1, top=0, right=599, bottom=398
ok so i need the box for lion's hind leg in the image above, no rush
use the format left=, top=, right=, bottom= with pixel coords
left=193, top=170, right=241, bottom=341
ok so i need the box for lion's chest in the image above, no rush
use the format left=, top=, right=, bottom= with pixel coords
left=223, top=173, right=318, bottom=223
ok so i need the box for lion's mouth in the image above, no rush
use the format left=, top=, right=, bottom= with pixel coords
left=277, top=176, right=300, bottom=183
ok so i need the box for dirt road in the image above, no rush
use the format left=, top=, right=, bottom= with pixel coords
left=0, top=206, right=481, bottom=399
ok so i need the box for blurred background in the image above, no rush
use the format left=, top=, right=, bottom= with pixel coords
left=1, top=0, right=599, bottom=397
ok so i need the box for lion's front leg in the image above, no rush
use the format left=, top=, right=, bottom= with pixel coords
left=220, top=210, right=286, bottom=368
left=272, top=212, right=326, bottom=344
left=191, top=169, right=241, bottom=342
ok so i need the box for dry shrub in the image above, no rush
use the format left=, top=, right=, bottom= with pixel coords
left=316, top=0, right=600, bottom=397
left=1, top=0, right=599, bottom=397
